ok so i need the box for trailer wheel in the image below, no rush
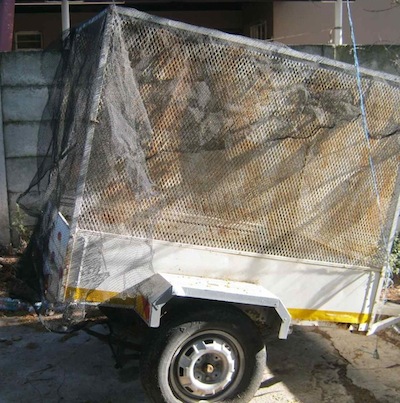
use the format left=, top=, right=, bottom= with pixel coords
left=140, top=307, right=266, bottom=403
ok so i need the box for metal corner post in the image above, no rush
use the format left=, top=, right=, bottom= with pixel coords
left=61, top=0, right=70, bottom=39
left=334, top=0, right=343, bottom=46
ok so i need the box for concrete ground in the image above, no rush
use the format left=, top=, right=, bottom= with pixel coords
left=0, top=313, right=399, bottom=403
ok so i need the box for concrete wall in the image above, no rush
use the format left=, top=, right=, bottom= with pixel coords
left=0, top=46, right=399, bottom=247
left=292, top=45, right=400, bottom=77
left=0, top=51, right=59, bottom=246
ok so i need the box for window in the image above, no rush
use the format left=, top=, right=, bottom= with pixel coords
left=250, top=21, right=268, bottom=40
left=15, top=31, right=43, bottom=50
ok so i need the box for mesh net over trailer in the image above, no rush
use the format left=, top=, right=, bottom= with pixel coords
left=18, top=7, right=400, bottom=310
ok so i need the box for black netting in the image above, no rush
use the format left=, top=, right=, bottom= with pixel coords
left=16, top=6, right=400, bottom=327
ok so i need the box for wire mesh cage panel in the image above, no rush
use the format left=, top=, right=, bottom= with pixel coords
left=19, top=6, right=400, bottom=300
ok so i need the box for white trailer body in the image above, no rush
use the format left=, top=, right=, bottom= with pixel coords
left=61, top=230, right=381, bottom=328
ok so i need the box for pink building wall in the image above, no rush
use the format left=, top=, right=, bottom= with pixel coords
left=273, top=0, right=400, bottom=45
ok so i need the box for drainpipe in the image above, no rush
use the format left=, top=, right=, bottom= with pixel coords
left=0, top=0, right=15, bottom=52
left=62, top=0, right=70, bottom=38
left=334, top=0, right=343, bottom=45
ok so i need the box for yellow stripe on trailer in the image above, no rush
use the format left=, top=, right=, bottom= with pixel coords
left=66, top=286, right=371, bottom=325
left=65, top=286, right=151, bottom=321
left=289, top=308, right=371, bottom=324
left=65, top=287, right=120, bottom=303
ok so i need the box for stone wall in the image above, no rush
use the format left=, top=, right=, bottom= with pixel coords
left=0, top=45, right=399, bottom=247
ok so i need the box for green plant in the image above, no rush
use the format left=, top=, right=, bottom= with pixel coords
left=11, top=205, right=31, bottom=250
left=390, top=233, right=400, bottom=275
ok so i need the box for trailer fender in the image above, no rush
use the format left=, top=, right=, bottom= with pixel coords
left=130, top=273, right=291, bottom=339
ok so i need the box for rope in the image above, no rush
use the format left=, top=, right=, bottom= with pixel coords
left=346, top=0, right=381, bottom=208
left=346, top=0, right=394, bottom=331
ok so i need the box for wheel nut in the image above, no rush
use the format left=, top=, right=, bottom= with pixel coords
left=205, top=364, right=214, bottom=374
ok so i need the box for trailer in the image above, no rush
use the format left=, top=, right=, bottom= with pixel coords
left=18, top=6, right=400, bottom=403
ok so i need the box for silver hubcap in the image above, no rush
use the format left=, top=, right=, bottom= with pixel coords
left=170, top=331, right=244, bottom=400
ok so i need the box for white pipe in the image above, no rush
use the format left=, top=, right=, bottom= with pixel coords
left=334, top=0, right=343, bottom=45
left=61, top=0, right=70, bottom=36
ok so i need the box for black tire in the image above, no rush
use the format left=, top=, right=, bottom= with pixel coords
left=140, top=305, right=266, bottom=403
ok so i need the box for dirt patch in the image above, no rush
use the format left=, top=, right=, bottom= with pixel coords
left=378, top=327, right=400, bottom=348
left=337, top=363, right=379, bottom=403
left=0, top=249, right=40, bottom=303
left=58, top=332, right=80, bottom=343
left=25, top=342, right=39, bottom=350
left=386, top=273, right=400, bottom=303
left=0, top=255, right=19, bottom=298
left=313, top=328, right=380, bottom=402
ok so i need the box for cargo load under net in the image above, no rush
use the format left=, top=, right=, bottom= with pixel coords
left=18, top=6, right=400, bottom=307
